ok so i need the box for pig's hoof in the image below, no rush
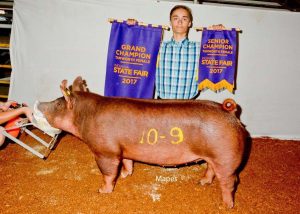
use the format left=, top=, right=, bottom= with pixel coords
left=98, top=187, right=113, bottom=194
left=199, top=178, right=212, bottom=186
left=223, top=200, right=234, bottom=209
left=121, top=171, right=132, bottom=178
left=226, top=202, right=234, bottom=209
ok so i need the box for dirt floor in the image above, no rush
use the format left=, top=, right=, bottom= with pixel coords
left=0, top=129, right=299, bottom=214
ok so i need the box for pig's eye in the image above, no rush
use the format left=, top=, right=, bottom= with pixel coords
left=55, top=102, right=61, bottom=108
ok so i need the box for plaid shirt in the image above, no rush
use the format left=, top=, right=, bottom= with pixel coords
left=156, top=38, right=200, bottom=99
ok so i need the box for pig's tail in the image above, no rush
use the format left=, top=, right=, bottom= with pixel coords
left=222, top=98, right=237, bottom=113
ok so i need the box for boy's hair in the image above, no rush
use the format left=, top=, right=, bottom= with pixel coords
left=169, top=5, right=193, bottom=23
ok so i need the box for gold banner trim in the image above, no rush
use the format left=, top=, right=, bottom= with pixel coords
left=198, top=79, right=234, bottom=93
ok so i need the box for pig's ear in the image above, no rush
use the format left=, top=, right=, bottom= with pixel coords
left=72, top=76, right=89, bottom=92
left=60, top=79, right=73, bottom=109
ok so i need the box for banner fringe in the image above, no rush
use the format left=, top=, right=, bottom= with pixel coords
left=198, top=79, right=234, bottom=93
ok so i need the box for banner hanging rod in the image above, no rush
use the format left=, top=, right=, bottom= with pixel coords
left=108, top=19, right=241, bottom=33
left=195, top=27, right=242, bottom=32
left=108, top=18, right=170, bottom=31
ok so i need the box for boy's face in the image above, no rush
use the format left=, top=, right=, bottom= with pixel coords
left=170, top=8, right=192, bottom=36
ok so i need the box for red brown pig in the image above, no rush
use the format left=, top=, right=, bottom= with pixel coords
left=37, top=76, right=247, bottom=208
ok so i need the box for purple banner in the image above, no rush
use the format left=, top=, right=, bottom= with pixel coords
left=105, top=21, right=162, bottom=98
left=198, top=29, right=237, bottom=93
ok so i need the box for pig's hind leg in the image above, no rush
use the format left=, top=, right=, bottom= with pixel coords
left=213, top=162, right=238, bottom=209
left=95, top=156, right=121, bottom=193
left=120, top=159, right=133, bottom=178
left=200, top=162, right=215, bottom=185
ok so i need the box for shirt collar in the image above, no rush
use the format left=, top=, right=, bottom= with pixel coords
left=171, top=37, right=189, bottom=46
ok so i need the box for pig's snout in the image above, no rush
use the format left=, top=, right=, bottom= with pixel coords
left=32, top=101, right=61, bottom=137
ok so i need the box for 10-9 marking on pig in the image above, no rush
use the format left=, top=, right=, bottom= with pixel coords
left=139, top=127, right=184, bottom=145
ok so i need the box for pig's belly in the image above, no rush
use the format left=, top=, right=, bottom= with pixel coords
left=123, top=144, right=204, bottom=166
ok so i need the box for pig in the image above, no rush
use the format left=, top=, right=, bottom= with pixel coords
left=37, top=76, right=248, bottom=208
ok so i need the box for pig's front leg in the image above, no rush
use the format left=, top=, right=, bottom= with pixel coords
left=95, top=156, right=121, bottom=193
left=120, top=159, right=133, bottom=178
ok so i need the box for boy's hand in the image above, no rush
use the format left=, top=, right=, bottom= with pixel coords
left=209, top=24, right=226, bottom=30
left=127, top=18, right=137, bottom=25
